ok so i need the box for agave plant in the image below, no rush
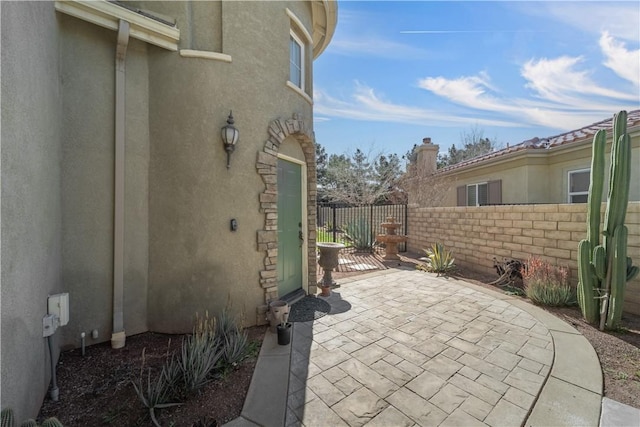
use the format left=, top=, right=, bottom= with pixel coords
left=341, top=218, right=375, bottom=251
left=420, top=242, right=456, bottom=276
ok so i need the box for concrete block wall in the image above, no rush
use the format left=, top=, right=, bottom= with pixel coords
left=407, top=202, right=640, bottom=315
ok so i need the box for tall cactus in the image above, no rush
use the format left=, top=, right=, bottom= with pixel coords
left=577, top=129, right=605, bottom=323
left=577, top=110, right=638, bottom=329
left=1, top=409, right=14, bottom=427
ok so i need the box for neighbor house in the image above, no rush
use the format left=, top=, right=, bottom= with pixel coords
left=406, top=111, right=640, bottom=317
left=412, top=110, right=640, bottom=207
left=1, top=0, right=336, bottom=420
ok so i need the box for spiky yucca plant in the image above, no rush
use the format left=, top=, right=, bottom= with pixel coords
left=420, top=242, right=456, bottom=276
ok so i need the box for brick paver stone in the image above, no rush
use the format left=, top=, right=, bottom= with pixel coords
left=309, top=346, right=351, bottom=371
left=504, top=366, right=546, bottom=395
left=386, top=387, right=448, bottom=425
left=423, top=353, right=464, bottom=380
left=338, top=359, right=398, bottom=398
left=405, top=370, right=446, bottom=400
left=363, top=406, right=414, bottom=427
left=429, top=383, right=470, bottom=414
left=332, top=387, right=387, bottom=427
left=370, top=359, right=414, bottom=386
left=459, top=395, right=494, bottom=421
left=307, top=374, right=346, bottom=406
left=285, top=270, right=558, bottom=427
left=441, top=408, right=489, bottom=427
left=483, top=399, right=528, bottom=426
left=299, top=397, right=349, bottom=427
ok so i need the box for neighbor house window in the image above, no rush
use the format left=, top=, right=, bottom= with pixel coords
left=457, top=180, right=502, bottom=206
left=289, top=31, right=304, bottom=89
left=468, top=183, right=487, bottom=206
left=568, top=169, right=590, bottom=203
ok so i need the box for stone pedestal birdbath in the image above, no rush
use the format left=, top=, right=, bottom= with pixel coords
left=317, top=242, right=345, bottom=296
left=376, top=216, right=408, bottom=260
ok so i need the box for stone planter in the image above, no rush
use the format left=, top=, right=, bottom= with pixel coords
left=267, top=300, right=289, bottom=333
left=317, top=242, right=345, bottom=296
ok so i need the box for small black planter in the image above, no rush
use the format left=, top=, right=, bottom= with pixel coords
left=277, top=322, right=292, bottom=345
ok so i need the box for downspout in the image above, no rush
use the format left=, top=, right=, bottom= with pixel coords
left=111, top=19, right=129, bottom=349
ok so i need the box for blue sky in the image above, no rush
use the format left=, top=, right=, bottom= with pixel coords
left=313, top=1, right=640, bottom=159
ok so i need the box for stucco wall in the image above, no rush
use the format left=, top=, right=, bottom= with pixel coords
left=147, top=0, right=315, bottom=332
left=58, top=15, right=150, bottom=347
left=1, top=1, right=63, bottom=420
left=435, top=133, right=640, bottom=207
left=407, top=202, right=640, bottom=316
left=1, top=1, right=322, bottom=418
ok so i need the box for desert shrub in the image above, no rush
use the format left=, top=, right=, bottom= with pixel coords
left=132, top=311, right=249, bottom=425
left=342, top=218, right=375, bottom=251
left=216, top=310, right=248, bottom=367
left=522, top=257, right=576, bottom=306
left=132, top=348, right=182, bottom=427
left=418, top=242, right=456, bottom=276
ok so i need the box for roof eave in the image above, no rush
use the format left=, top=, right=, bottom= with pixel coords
left=312, top=0, right=337, bottom=59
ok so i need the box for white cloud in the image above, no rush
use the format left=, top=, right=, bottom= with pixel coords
left=522, top=56, right=637, bottom=103
left=313, top=82, right=521, bottom=128
left=599, top=31, right=640, bottom=87
left=413, top=31, right=640, bottom=130
left=520, top=2, right=640, bottom=43
left=416, top=72, right=590, bottom=129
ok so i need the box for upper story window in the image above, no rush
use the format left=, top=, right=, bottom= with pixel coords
left=568, top=169, right=590, bottom=203
left=289, top=31, right=304, bottom=90
left=457, top=180, right=502, bottom=206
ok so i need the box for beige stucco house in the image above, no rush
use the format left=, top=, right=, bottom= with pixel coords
left=412, top=110, right=640, bottom=207
left=1, top=0, right=336, bottom=420
left=406, top=111, right=640, bottom=318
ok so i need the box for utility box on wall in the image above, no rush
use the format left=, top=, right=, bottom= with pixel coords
left=48, top=293, right=69, bottom=326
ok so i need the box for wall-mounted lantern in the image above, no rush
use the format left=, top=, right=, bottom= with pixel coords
left=221, top=111, right=239, bottom=169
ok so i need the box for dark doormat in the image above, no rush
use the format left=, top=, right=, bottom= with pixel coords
left=288, top=296, right=331, bottom=322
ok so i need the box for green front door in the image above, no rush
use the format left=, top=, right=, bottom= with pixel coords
left=277, top=158, right=303, bottom=297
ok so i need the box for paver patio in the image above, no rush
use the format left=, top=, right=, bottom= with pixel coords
left=284, top=269, right=599, bottom=427
left=230, top=267, right=605, bottom=427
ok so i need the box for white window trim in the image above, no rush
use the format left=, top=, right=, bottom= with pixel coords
left=55, top=0, right=180, bottom=51
left=568, top=168, right=590, bottom=203
left=285, top=9, right=313, bottom=44
left=179, top=49, right=232, bottom=63
left=286, top=81, right=313, bottom=105
left=467, top=182, right=488, bottom=206
left=289, top=31, right=305, bottom=91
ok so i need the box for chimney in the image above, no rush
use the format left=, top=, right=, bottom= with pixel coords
left=415, top=137, right=439, bottom=175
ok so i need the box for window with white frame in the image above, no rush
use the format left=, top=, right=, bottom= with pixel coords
left=568, top=169, right=590, bottom=203
left=467, top=183, right=488, bottom=206
left=289, top=31, right=304, bottom=90
left=457, top=180, right=501, bottom=206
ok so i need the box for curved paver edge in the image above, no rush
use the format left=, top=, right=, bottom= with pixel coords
left=452, top=277, right=603, bottom=427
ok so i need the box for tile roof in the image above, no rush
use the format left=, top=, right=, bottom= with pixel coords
left=437, top=109, right=640, bottom=173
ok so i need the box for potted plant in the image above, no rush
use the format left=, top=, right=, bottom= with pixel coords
left=276, top=313, right=292, bottom=345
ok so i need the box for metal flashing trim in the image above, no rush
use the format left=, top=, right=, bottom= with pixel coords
left=180, top=49, right=232, bottom=63
left=286, top=81, right=313, bottom=106
left=55, top=0, right=180, bottom=51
